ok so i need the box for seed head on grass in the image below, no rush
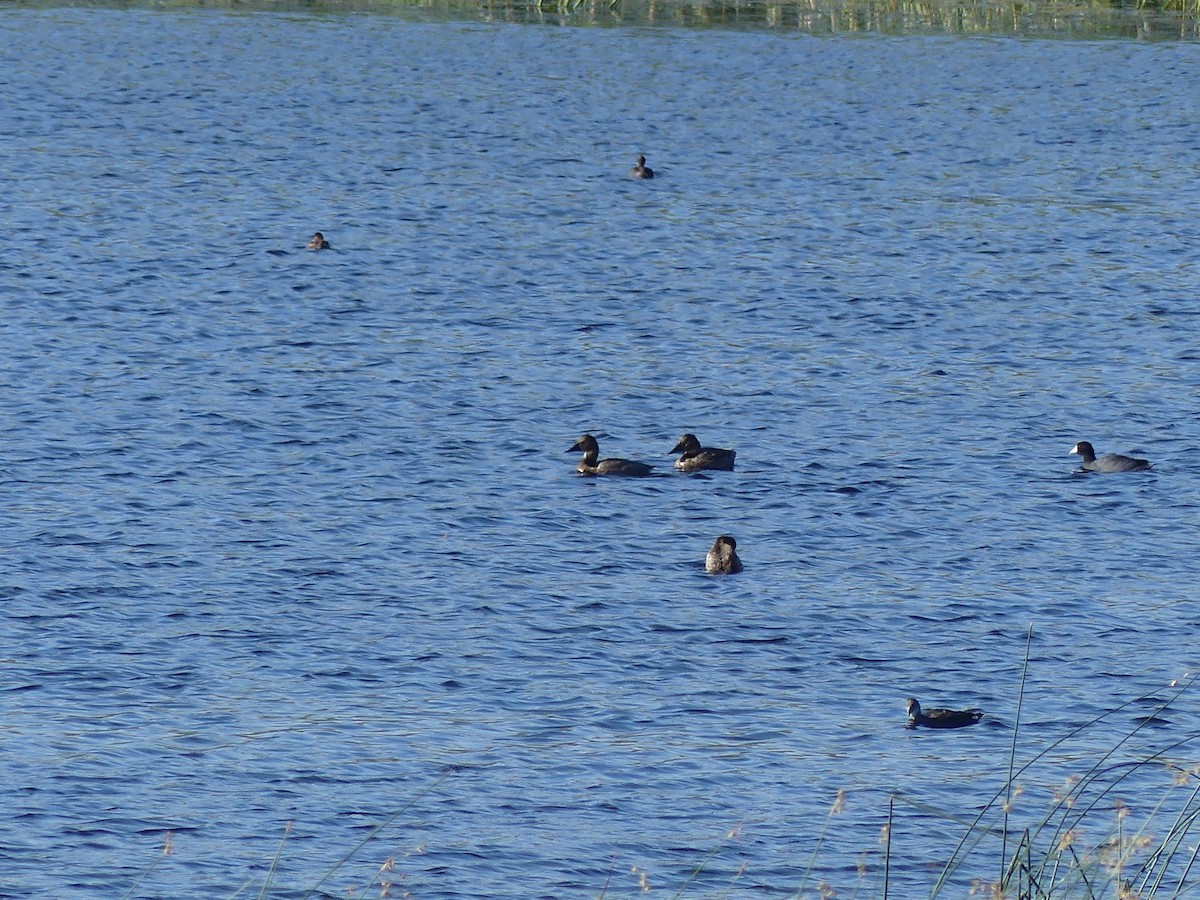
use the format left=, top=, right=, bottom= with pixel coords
left=1114, top=798, right=1130, bottom=823
left=830, top=789, right=846, bottom=816
left=968, top=878, right=1004, bottom=898
left=1169, top=763, right=1199, bottom=786
left=1099, top=835, right=1154, bottom=876
left=630, top=865, right=650, bottom=892
left=120, top=830, right=177, bottom=900
left=1056, top=828, right=1081, bottom=853
left=1000, top=784, right=1024, bottom=814
left=1052, top=775, right=1080, bottom=806
left=375, top=857, right=397, bottom=898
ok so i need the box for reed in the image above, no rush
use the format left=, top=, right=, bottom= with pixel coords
left=255, top=821, right=291, bottom=900
left=296, top=770, right=450, bottom=900
left=668, top=825, right=747, bottom=900
left=119, top=831, right=173, bottom=900
left=794, top=790, right=848, bottom=898
left=85, top=0, right=1200, bottom=39
left=921, top=670, right=1200, bottom=899
left=118, top=678, right=1200, bottom=899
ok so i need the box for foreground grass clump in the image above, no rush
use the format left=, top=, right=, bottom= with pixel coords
left=121, top=678, right=1200, bottom=899
left=599, top=679, right=1200, bottom=899
left=915, top=663, right=1199, bottom=900
left=932, top=686, right=1200, bottom=899
left=793, top=673, right=1200, bottom=897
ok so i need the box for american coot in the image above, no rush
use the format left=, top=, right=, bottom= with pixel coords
left=629, top=155, right=654, bottom=179
left=705, top=535, right=743, bottom=574
left=905, top=698, right=983, bottom=729
left=670, top=433, right=736, bottom=472
left=307, top=232, right=331, bottom=250
left=1070, top=441, right=1151, bottom=473
left=568, top=434, right=653, bottom=477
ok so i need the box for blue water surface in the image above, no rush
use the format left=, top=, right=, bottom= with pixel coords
left=3, top=8, right=1200, bottom=898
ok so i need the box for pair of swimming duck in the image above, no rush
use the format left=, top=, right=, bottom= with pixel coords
left=567, top=433, right=735, bottom=477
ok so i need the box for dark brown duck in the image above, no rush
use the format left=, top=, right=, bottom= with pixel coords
left=670, top=433, right=736, bottom=472
left=568, top=434, right=653, bottom=477
left=629, top=155, right=654, bottom=179
left=905, top=698, right=983, bottom=729
left=705, top=535, right=743, bottom=574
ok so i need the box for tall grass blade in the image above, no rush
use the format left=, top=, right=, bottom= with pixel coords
left=121, top=832, right=174, bottom=900
left=882, top=794, right=892, bottom=900
left=933, top=672, right=1200, bottom=898
left=1168, top=807, right=1200, bottom=898
left=669, top=825, right=742, bottom=900
left=257, top=822, right=292, bottom=900
left=299, top=770, right=451, bottom=900
left=1028, top=678, right=1200, bottom=891
left=1001, top=623, right=1034, bottom=886
left=596, top=853, right=617, bottom=900
left=793, top=791, right=845, bottom=898
left=932, top=691, right=1164, bottom=897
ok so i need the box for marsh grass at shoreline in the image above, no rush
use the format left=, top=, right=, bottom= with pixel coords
left=7, top=0, right=1200, bottom=38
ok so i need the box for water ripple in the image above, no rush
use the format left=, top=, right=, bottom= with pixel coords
left=3, top=10, right=1200, bottom=899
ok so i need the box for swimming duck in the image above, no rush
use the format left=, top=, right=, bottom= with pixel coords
left=307, top=232, right=331, bottom=250
left=670, top=433, right=736, bottom=472
left=629, top=155, right=654, bottom=179
left=905, top=698, right=983, bottom=729
left=567, top=434, right=653, bottom=477
left=1070, top=441, right=1151, bottom=473
left=705, top=535, right=743, bottom=574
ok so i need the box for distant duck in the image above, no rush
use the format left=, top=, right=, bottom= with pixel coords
left=568, top=434, right=654, bottom=477
left=629, top=155, right=654, bottom=179
left=1070, top=441, right=1151, bottom=473
left=670, top=433, right=736, bottom=472
left=905, top=698, right=984, bottom=729
left=307, top=231, right=331, bottom=250
left=705, top=535, right=743, bottom=574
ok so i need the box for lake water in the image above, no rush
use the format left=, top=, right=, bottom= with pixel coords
left=3, top=4, right=1200, bottom=897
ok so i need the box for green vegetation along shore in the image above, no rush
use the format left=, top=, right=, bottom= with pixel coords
left=9, top=0, right=1200, bottom=39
